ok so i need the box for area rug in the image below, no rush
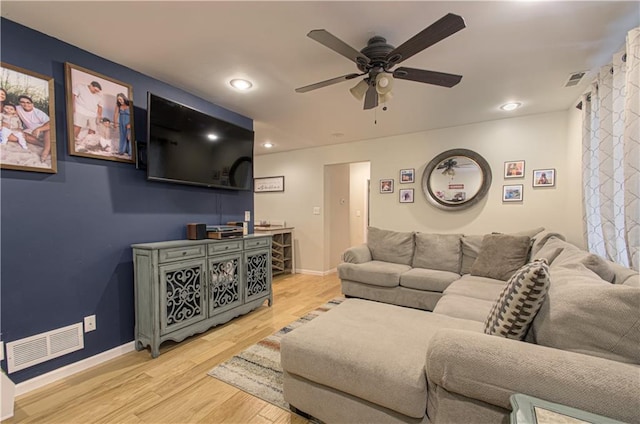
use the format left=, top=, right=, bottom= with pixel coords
left=207, top=297, right=345, bottom=410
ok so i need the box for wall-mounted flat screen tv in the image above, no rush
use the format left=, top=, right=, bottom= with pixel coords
left=146, top=92, right=254, bottom=190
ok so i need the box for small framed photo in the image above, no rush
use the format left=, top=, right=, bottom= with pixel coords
left=380, top=179, right=394, bottom=193
left=504, top=160, right=525, bottom=178
left=399, top=188, right=414, bottom=203
left=503, top=184, right=524, bottom=202
left=65, top=62, right=135, bottom=164
left=400, top=168, right=415, bottom=184
left=533, top=169, right=555, bottom=187
left=254, top=176, right=284, bottom=192
left=1, top=62, right=57, bottom=173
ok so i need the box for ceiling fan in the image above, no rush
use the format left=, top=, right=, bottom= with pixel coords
left=295, top=13, right=466, bottom=110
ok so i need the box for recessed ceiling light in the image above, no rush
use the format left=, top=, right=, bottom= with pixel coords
left=262, top=142, right=274, bottom=148
left=500, top=102, right=522, bottom=111
left=230, top=79, right=253, bottom=90
left=207, top=134, right=219, bottom=140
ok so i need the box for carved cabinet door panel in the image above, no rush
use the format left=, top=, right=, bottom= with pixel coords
left=159, top=258, right=207, bottom=335
left=244, top=248, right=271, bottom=303
left=208, top=252, right=243, bottom=315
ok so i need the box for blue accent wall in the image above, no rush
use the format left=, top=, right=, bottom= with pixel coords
left=0, top=19, right=254, bottom=383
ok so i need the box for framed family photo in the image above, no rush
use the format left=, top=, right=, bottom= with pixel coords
left=65, top=62, right=135, bottom=164
left=380, top=179, right=394, bottom=193
left=1, top=62, right=57, bottom=173
left=503, top=184, right=524, bottom=202
left=533, top=168, right=555, bottom=187
left=504, top=160, right=525, bottom=178
left=400, top=168, right=415, bottom=184
left=399, top=188, right=414, bottom=203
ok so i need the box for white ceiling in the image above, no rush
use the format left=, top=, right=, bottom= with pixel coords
left=2, top=1, right=638, bottom=156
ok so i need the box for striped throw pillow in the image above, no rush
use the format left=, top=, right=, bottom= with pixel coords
left=484, top=259, right=550, bottom=340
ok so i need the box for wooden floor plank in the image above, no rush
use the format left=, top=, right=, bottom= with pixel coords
left=4, top=273, right=342, bottom=424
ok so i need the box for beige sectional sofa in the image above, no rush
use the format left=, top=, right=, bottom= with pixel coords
left=280, top=227, right=640, bottom=424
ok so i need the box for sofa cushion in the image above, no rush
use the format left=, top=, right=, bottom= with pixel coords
left=484, top=259, right=550, bottom=340
left=433, top=294, right=495, bottom=322
left=461, top=235, right=484, bottom=275
left=471, top=234, right=531, bottom=281
left=367, top=227, right=414, bottom=265
left=337, top=261, right=410, bottom=288
left=552, top=246, right=616, bottom=283
left=444, top=275, right=507, bottom=301
left=412, top=233, right=462, bottom=273
left=400, top=268, right=460, bottom=292
left=530, top=230, right=566, bottom=257
left=532, top=283, right=640, bottom=364
left=280, top=298, right=484, bottom=419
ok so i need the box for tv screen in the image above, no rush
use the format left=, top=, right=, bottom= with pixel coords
left=146, top=93, right=254, bottom=190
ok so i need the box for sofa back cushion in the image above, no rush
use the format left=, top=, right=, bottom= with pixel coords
left=470, top=234, right=532, bottom=281
left=484, top=259, right=550, bottom=340
left=367, top=227, right=414, bottom=265
left=532, top=283, right=640, bottom=365
left=413, top=233, right=462, bottom=273
left=461, top=235, right=484, bottom=275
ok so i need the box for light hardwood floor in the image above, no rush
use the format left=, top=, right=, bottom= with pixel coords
left=5, top=273, right=342, bottom=424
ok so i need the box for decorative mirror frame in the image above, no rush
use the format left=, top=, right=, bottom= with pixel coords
left=421, top=148, right=492, bottom=210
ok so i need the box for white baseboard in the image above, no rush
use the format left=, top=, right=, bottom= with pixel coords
left=15, top=342, right=135, bottom=397
left=296, top=268, right=337, bottom=276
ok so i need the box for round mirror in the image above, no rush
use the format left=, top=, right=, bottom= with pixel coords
left=422, top=149, right=492, bottom=210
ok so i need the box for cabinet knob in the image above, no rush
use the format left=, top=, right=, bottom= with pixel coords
left=182, top=251, right=187, bottom=255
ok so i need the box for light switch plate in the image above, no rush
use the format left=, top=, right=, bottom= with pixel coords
left=313, top=206, right=321, bottom=215
left=244, top=211, right=251, bottom=221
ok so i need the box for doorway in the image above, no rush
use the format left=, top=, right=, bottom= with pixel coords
left=324, top=161, right=370, bottom=271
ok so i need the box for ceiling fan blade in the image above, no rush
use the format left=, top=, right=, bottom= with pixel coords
left=308, top=29, right=371, bottom=67
left=393, top=67, right=462, bottom=88
left=363, top=84, right=378, bottom=110
left=385, top=13, right=466, bottom=66
left=295, top=73, right=362, bottom=93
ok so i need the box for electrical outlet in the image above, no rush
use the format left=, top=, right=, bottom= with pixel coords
left=84, top=315, right=96, bottom=332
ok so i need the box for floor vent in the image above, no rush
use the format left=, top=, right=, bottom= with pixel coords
left=564, top=71, right=587, bottom=87
left=6, top=323, right=84, bottom=373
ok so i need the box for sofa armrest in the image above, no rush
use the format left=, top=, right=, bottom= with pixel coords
left=426, top=329, right=640, bottom=423
left=342, top=244, right=372, bottom=264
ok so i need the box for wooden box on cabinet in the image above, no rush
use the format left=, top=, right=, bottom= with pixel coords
left=132, top=235, right=272, bottom=358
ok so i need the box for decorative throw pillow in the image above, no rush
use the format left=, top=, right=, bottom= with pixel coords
left=470, top=234, right=531, bottom=281
left=484, top=259, right=550, bottom=340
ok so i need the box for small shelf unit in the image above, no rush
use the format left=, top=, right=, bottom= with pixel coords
left=254, top=226, right=294, bottom=276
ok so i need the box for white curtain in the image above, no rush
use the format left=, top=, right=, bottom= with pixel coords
left=582, top=27, right=639, bottom=271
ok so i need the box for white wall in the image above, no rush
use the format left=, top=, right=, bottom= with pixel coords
left=255, top=110, right=585, bottom=273
left=349, top=162, right=370, bottom=247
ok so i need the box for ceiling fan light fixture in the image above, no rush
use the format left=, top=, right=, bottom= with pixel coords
left=379, top=92, right=392, bottom=104
left=500, top=102, right=521, bottom=111
left=375, top=73, right=393, bottom=95
left=350, top=79, right=369, bottom=101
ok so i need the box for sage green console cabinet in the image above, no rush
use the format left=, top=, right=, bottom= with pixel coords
left=132, top=235, right=272, bottom=357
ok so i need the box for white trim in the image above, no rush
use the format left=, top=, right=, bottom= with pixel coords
left=15, top=342, right=135, bottom=397
left=296, top=268, right=337, bottom=276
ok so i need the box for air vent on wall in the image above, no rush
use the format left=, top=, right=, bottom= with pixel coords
left=6, top=323, right=84, bottom=373
left=564, top=71, right=587, bottom=87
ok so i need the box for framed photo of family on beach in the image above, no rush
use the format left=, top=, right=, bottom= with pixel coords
left=1, top=62, right=57, bottom=173
left=64, top=63, right=135, bottom=164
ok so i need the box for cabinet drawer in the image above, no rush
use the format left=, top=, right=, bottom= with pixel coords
left=244, top=237, right=270, bottom=249
left=208, top=240, right=243, bottom=255
left=158, top=245, right=206, bottom=263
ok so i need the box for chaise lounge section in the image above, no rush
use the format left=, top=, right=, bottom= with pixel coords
left=280, top=227, right=640, bottom=423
